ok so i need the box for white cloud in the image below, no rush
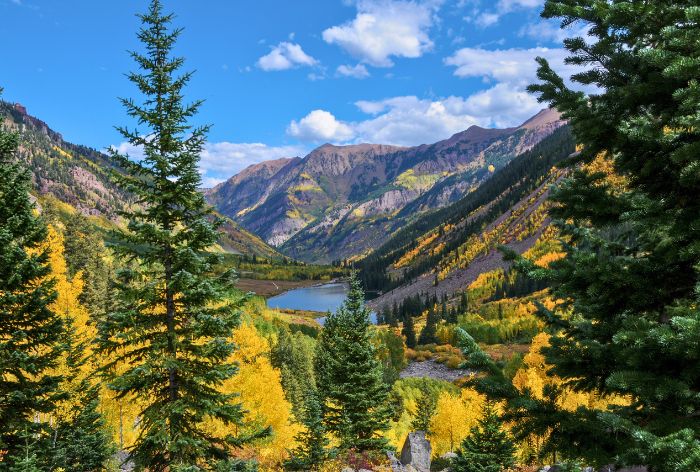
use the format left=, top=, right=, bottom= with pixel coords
left=112, top=140, right=306, bottom=186
left=200, top=142, right=306, bottom=181
left=286, top=88, right=543, bottom=147
left=287, top=110, right=355, bottom=142
left=336, top=63, right=370, bottom=78
left=322, top=0, right=440, bottom=67
left=475, top=12, right=499, bottom=27
left=256, top=42, right=318, bottom=71
left=350, top=90, right=541, bottom=145
left=444, top=46, right=573, bottom=87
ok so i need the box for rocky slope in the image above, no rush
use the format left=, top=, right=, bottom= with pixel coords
left=357, top=125, right=576, bottom=311
left=207, top=109, right=566, bottom=263
left=1, top=100, right=280, bottom=258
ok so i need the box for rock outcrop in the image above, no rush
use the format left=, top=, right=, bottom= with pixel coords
left=400, top=431, right=432, bottom=472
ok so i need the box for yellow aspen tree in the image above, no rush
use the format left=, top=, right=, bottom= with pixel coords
left=210, top=322, right=301, bottom=470
left=429, top=388, right=485, bottom=457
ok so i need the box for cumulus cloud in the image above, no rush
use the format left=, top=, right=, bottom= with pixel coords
left=112, top=141, right=306, bottom=186
left=352, top=90, right=541, bottom=145
left=336, top=63, right=370, bottom=78
left=286, top=88, right=543, bottom=147
left=322, top=0, right=440, bottom=67
left=287, top=110, right=355, bottom=142
left=256, top=42, right=318, bottom=71
left=444, top=46, right=573, bottom=86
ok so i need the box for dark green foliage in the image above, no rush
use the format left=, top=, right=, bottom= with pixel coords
left=60, top=213, right=114, bottom=318
left=284, top=392, right=329, bottom=471
left=48, top=384, right=115, bottom=471
left=271, top=329, right=317, bottom=422
left=516, top=1, right=700, bottom=469
left=410, top=390, right=437, bottom=434
left=418, top=306, right=439, bottom=345
left=373, top=328, right=407, bottom=384
left=452, top=402, right=516, bottom=472
left=96, top=2, right=250, bottom=469
left=0, top=88, right=64, bottom=467
left=458, top=1, right=700, bottom=470
left=314, top=273, right=391, bottom=452
left=402, top=315, right=417, bottom=349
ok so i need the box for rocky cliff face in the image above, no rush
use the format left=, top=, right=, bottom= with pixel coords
left=207, top=108, right=566, bottom=263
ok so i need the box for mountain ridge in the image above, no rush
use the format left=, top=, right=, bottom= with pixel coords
left=207, top=108, right=565, bottom=262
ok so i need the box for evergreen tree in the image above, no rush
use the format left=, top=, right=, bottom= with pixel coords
left=96, top=2, right=249, bottom=469
left=0, top=88, right=64, bottom=467
left=314, top=273, right=391, bottom=452
left=402, top=314, right=417, bottom=349
left=451, top=402, right=516, bottom=472
left=410, top=390, right=437, bottom=435
left=49, top=383, right=115, bottom=471
left=284, top=392, right=329, bottom=471
left=418, top=306, right=439, bottom=345
left=460, top=2, right=700, bottom=470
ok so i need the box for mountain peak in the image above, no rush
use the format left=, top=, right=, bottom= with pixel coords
left=517, top=108, right=563, bottom=130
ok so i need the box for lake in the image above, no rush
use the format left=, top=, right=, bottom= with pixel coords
left=267, top=282, right=377, bottom=325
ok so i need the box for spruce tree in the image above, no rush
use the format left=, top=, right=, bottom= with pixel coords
left=418, top=306, right=438, bottom=345
left=461, top=2, right=700, bottom=470
left=314, top=273, right=391, bottom=452
left=284, top=392, right=328, bottom=471
left=49, top=383, right=115, bottom=471
left=410, top=390, right=437, bottom=434
left=0, top=88, right=64, bottom=467
left=402, top=314, right=417, bottom=349
left=97, top=2, right=248, bottom=469
left=451, top=402, right=516, bottom=472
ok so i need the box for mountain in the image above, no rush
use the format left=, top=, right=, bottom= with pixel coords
left=0, top=100, right=280, bottom=258
left=206, top=108, right=566, bottom=263
left=356, top=125, right=575, bottom=311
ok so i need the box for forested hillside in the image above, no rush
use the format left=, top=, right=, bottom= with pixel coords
left=358, top=125, right=575, bottom=308
left=0, top=100, right=281, bottom=258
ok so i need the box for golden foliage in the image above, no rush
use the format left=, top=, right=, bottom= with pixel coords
left=219, top=322, right=301, bottom=470
left=429, top=388, right=485, bottom=456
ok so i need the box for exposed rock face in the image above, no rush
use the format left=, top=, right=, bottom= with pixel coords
left=400, top=431, right=432, bottom=472
left=206, top=108, right=567, bottom=262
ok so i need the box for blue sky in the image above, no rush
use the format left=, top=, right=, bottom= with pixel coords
left=1, top=0, right=587, bottom=186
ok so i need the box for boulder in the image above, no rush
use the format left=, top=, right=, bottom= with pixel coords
left=400, top=431, right=432, bottom=472
left=387, top=451, right=407, bottom=472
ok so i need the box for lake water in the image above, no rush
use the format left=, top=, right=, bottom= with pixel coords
left=267, top=282, right=377, bottom=325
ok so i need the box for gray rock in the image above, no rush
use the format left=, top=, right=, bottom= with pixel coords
left=400, top=431, right=432, bottom=472
left=387, top=451, right=407, bottom=472
left=341, top=467, right=355, bottom=472
left=441, top=451, right=457, bottom=460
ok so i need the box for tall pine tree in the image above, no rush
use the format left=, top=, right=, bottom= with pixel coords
left=314, top=273, right=391, bottom=452
left=451, top=402, right=516, bottom=472
left=402, top=314, right=417, bottom=349
left=0, top=88, right=64, bottom=468
left=96, top=3, right=248, bottom=469
left=462, top=2, right=700, bottom=470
